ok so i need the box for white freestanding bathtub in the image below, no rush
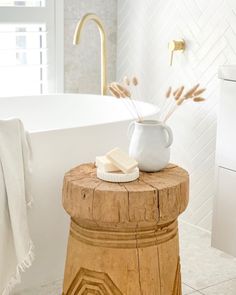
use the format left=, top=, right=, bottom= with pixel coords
left=0, top=94, right=158, bottom=292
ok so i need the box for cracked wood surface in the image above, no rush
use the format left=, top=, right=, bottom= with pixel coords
left=63, top=163, right=189, bottom=228
left=62, top=163, right=189, bottom=295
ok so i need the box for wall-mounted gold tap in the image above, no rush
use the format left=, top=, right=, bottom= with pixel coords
left=73, top=13, right=107, bottom=95
left=169, top=39, right=185, bottom=66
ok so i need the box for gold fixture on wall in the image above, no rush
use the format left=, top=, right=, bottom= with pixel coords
left=169, top=39, right=185, bottom=66
left=73, top=13, right=107, bottom=95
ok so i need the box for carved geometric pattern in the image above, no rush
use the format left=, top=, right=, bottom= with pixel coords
left=65, top=268, right=123, bottom=295
left=117, top=0, right=236, bottom=231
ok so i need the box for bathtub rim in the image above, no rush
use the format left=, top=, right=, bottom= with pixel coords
left=0, top=93, right=159, bottom=134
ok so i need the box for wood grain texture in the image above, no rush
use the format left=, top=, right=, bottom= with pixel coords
left=62, top=163, right=189, bottom=295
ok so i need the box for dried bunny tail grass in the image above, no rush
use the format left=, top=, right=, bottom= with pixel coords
left=166, top=87, right=172, bottom=98
left=108, top=85, right=121, bottom=98
left=114, top=83, right=131, bottom=97
left=109, top=78, right=143, bottom=122
left=173, top=88, right=179, bottom=96
left=164, top=95, right=185, bottom=122
left=111, top=83, right=127, bottom=98
left=123, top=76, right=130, bottom=86
left=163, top=83, right=207, bottom=123
left=193, top=97, right=206, bottom=102
left=112, top=83, right=142, bottom=121
left=132, top=77, right=139, bottom=86
left=163, top=87, right=185, bottom=122
left=184, top=84, right=200, bottom=98
left=176, top=96, right=186, bottom=106
left=194, top=88, right=206, bottom=96
left=175, top=86, right=185, bottom=101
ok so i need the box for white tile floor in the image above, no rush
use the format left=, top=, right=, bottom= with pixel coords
left=15, top=221, right=236, bottom=295
left=180, top=221, right=236, bottom=295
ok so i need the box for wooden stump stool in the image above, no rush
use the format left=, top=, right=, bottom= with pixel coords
left=62, top=163, right=189, bottom=295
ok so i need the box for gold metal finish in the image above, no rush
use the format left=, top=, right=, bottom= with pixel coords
left=169, top=39, right=185, bottom=66
left=73, top=13, right=107, bottom=95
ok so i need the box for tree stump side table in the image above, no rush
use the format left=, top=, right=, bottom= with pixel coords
left=62, top=163, right=189, bottom=295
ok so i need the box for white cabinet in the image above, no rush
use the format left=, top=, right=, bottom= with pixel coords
left=212, top=167, right=236, bottom=257
left=216, top=80, right=236, bottom=171
left=212, top=65, right=236, bottom=257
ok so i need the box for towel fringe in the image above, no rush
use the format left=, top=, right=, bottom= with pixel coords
left=2, top=240, right=34, bottom=295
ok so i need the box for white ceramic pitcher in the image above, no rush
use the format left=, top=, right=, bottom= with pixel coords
left=128, top=120, right=173, bottom=172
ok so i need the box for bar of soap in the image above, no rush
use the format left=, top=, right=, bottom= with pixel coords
left=96, top=156, right=120, bottom=172
left=106, top=147, right=138, bottom=173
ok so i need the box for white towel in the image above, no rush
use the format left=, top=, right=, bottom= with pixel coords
left=0, top=119, right=34, bottom=295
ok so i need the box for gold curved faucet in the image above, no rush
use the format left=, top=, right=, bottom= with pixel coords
left=73, top=13, right=107, bottom=95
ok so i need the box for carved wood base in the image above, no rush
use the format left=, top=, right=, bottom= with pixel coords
left=62, top=164, right=189, bottom=295
left=63, top=219, right=182, bottom=295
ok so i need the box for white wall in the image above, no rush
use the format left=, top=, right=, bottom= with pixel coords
left=64, top=0, right=117, bottom=94
left=117, top=0, right=236, bottom=231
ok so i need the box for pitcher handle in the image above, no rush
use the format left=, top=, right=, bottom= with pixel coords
left=127, top=121, right=135, bottom=139
left=161, top=123, right=173, bottom=148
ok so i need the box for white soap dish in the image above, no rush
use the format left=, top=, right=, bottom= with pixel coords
left=97, top=167, right=139, bottom=183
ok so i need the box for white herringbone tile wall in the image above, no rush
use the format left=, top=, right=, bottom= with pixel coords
left=117, top=0, right=236, bottom=231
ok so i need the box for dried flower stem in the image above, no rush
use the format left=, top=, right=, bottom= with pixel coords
left=163, top=105, right=178, bottom=123
left=129, top=78, right=143, bottom=121
left=162, top=83, right=206, bottom=122
left=166, top=86, right=172, bottom=98
left=108, top=78, right=143, bottom=122
left=109, top=83, right=137, bottom=118
left=128, top=97, right=143, bottom=122
left=160, top=97, right=175, bottom=121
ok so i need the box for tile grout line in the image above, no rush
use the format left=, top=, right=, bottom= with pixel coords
left=197, top=276, right=236, bottom=293
left=182, top=281, right=200, bottom=294
left=179, top=219, right=211, bottom=234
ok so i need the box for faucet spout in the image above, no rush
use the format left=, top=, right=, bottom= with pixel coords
left=73, top=13, right=107, bottom=95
